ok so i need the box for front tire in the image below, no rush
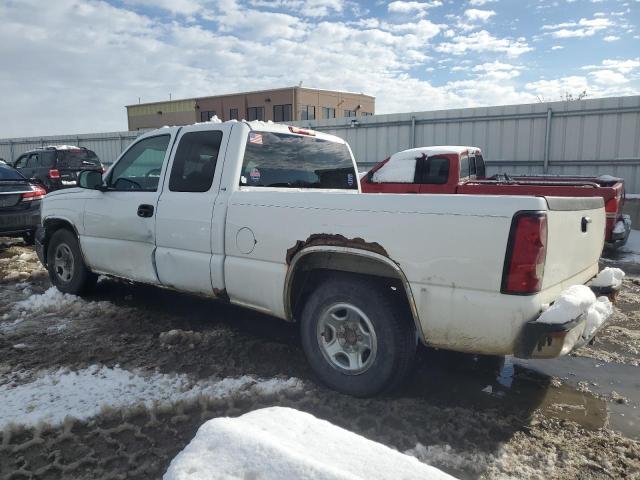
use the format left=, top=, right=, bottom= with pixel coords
left=47, top=229, right=97, bottom=295
left=300, top=273, right=416, bottom=397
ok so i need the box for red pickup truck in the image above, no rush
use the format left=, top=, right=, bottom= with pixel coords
left=360, top=146, right=631, bottom=248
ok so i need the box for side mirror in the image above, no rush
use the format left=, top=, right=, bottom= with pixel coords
left=78, top=170, right=104, bottom=190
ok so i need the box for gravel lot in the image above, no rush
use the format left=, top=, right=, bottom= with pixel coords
left=0, top=238, right=639, bottom=479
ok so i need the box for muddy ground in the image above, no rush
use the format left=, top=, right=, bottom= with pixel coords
left=0, top=239, right=639, bottom=479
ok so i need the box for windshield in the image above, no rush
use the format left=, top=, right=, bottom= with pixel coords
left=57, top=149, right=102, bottom=169
left=241, top=132, right=357, bottom=189
left=0, top=164, right=25, bottom=181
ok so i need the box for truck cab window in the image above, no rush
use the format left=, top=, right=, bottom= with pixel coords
left=469, top=156, right=477, bottom=177
left=109, top=135, right=170, bottom=191
left=421, top=157, right=449, bottom=184
left=459, top=155, right=470, bottom=180
left=169, top=131, right=222, bottom=192
left=240, top=131, right=357, bottom=190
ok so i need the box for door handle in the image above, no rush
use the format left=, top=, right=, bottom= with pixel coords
left=137, top=204, right=154, bottom=218
left=581, top=216, right=592, bottom=232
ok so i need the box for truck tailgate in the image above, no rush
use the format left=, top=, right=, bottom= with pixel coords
left=542, top=197, right=605, bottom=291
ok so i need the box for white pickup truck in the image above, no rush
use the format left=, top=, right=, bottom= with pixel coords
left=35, top=120, right=617, bottom=397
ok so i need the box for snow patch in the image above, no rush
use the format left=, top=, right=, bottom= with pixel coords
left=537, top=285, right=596, bottom=325
left=372, top=158, right=417, bottom=183
left=537, top=285, right=613, bottom=342
left=164, top=407, right=455, bottom=480
left=0, top=366, right=302, bottom=429
left=13, top=286, right=81, bottom=312
left=591, top=267, right=625, bottom=288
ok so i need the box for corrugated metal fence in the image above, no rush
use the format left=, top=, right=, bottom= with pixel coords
left=293, top=95, right=640, bottom=193
left=2, top=95, right=640, bottom=192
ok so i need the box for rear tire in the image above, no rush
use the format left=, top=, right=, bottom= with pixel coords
left=47, top=229, right=97, bottom=295
left=300, top=273, right=416, bottom=397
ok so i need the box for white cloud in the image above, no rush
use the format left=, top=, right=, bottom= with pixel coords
left=589, top=70, right=628, bottom=84
left=248, top=0, right=345, bottom=17
left=463, top=9, right=496, bottom=22
left=468, top=0, right=496, bottom=5
left=472, top=61, right=523, bottom=79
left=542, top=16, right=613, bottom=38
left=551, top=45, right=564, bottom=50
left=387, top=1, right=442, bottom=18
left=436, top=30, right=533, bottom=57
left=582, top=58, right=640, bottom=74
left=603, top=35, right=620, bottom=41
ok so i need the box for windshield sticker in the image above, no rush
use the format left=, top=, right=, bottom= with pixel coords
left=249, top=132, right=263, bottom=145
left=249, top=167, right=261, bottom=183
left=347, top=173, right=354, bottom=187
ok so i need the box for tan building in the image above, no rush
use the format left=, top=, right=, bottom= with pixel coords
left=126, top=87, right=375, bottom=131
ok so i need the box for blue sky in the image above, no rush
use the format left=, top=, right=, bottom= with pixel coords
left=0, top=0, right=639, bottom=136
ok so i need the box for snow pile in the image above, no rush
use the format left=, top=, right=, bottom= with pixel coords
left=0, top=366, right=302, bottom=429
left=591, top=267, right=625, bottom=289
left=164, top=407, right=455, bottom=480
left=537, top=285, right=612, bottom=341
left=13, top=286, right=82, bottom=312
left=372, top=158, right=416, bottom=183
left=1, top=286, right=119, bottom=333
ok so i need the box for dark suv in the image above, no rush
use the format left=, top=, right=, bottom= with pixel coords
left=13, top=146, right=103, bottom=191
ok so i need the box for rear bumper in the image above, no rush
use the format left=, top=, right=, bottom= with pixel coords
left=516, top=283, right=619, bottom=359
left=0, top=210, right=40, bottom=237
left=606, top=215, right=631, bottom=248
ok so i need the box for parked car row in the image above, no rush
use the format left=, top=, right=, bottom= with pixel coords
left=33, top=120, right=620, bottom=397
left=361, top=146, right=632, bottom=248
left=0, top=146, right=103, bottom=244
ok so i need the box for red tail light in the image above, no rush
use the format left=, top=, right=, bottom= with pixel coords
left=502, top=212, right=547, bottom=295
left=48, top=169, right=61, bottom=179
left=21, top=185, right=47, bottom=202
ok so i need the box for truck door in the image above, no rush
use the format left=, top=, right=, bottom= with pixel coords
left=154, top=123, right=232, bottom=295
left=417, top=156, right=453, bottom=193
left=81, top=130, right=178, bottom=283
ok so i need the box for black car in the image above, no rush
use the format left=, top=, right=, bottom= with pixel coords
left=0, top=163, right=45, bottom=244
left=13, top=146, right=103, bottom=191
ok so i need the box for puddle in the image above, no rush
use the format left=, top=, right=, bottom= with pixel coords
left=515, top=355, right=640, bottom=440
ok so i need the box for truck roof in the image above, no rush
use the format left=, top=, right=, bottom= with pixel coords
left=389, top=146, right=481, bottom=162
left=145, top=117, right=346, bottom=145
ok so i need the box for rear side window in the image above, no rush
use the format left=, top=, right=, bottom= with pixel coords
left=459, top=155, right=470, bottom=179
left=27, top=154, right=39, bottom=168
left=169, top=131, right=222, bottom=192
left=420, top=157, right=449, bottom=184
left=469, top=156, right=477, bottom=176
left=240, top=132, right=357, bottom=190
left=476, top=155, right=486, bottom=177
left=40, top=151, right=56, bottom=168
left=57, top=149, right=101, bottom=169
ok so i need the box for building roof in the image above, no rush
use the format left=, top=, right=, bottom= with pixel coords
left=126, top=86, right=374, bottom=108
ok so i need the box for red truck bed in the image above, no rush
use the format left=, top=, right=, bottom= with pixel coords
left=361, top=147, right=630, bottom=247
